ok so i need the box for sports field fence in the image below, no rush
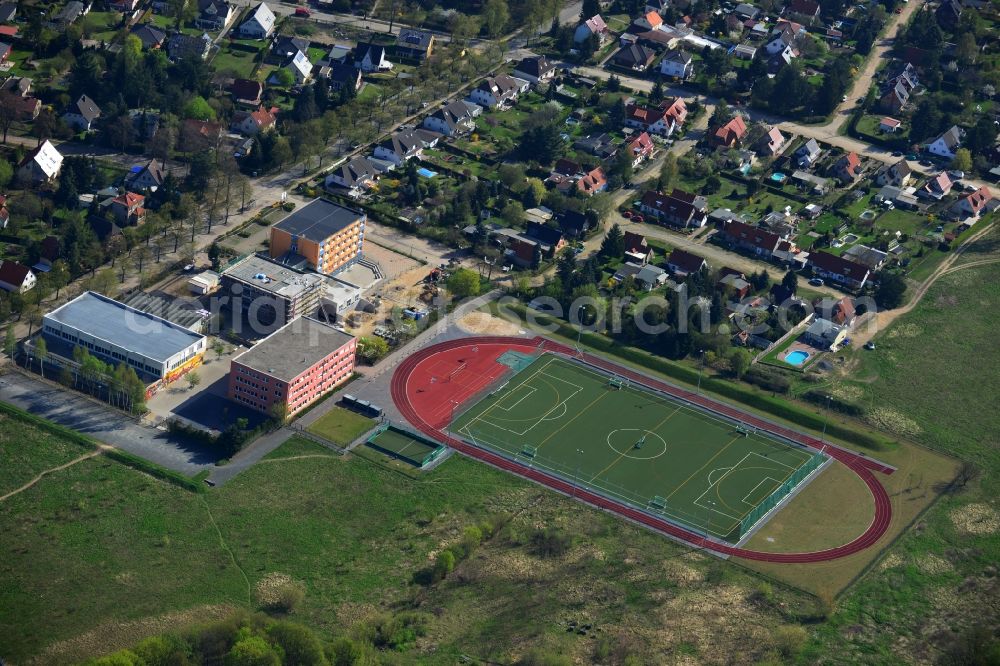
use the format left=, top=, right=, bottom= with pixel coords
left=739, top=451, right=827, bottom=537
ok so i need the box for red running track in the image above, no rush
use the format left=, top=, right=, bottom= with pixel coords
left=390, top=336, right=894, bottom=563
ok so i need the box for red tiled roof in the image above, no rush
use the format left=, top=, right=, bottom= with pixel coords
left=623, top=231, right=648, bottom=254
left=113, top=191, right=145, bottom=208
left=577, top=167, right=606, bottom=194
left=808, top=250, right=869, bottom=280
left=667, top=248, right=706, bottom=273
left=962, top=186, right=993, bottom=213
left=719, top=219, right=781, bottom=251
left=0, top=260, right=32, bottom=286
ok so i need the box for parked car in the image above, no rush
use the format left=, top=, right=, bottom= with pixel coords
left=864, top=341, right=876, bottom=350
left=633, top=214, right=644, bottom=223
left=622, top=210, right=634, bottom=219
left=809, top=277, right=824, bottom=286
left=294, top=6, right=311, bottom=16
left=948, top=170, right=965, bottom=179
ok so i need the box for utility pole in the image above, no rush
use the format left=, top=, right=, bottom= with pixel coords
left=696, top=349, right=705, bottom=395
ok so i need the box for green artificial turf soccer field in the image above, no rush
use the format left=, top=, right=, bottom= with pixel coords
left=449, top=354, right=823, bottom=542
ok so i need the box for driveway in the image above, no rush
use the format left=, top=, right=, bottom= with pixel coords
left=0, top=371, right=218, bottom=475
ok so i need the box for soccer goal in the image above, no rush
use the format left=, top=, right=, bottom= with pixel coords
left=649, top=496, right=667, bottom=511
left=608, top=377, right=627, bottom=390
left=520, top=445, right=538, bottom=459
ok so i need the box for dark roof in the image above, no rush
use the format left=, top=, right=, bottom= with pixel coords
left=0, top=260, right=32, bottom=286
left=272, top=198, right=365, bottom=242
left=525, top=221, right=563, bottom=247
left=328, top=61, right=359, bottom=85
left=130, top=23, right=167, bottom=48
left=559, top=210, right=589, bottom=235
left=71, top=95, right=101, bottom=123
left=667, top=248, right=706, bottom=273
left=514, top=55, right=555, bottom=78
left=808, top=250, right=869, bottom=280
left=787, top=0, right=820, bottom=15
left=614, top=43, right=656, bottom=67
left=356, top=42, right=387, bottom=62
left=719, top=219, right=781, bottom=251
left=233, top=316, right=354, bottom=381
left=397, top=29, right=433, bottom=50
left=229, top=78, right=263, bottom=101
left=0, top=2, right=15, bottom=22
left=273, top=35, right=310, bottom=57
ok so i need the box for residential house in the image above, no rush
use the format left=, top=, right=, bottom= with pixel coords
left=635, top=264, right=668, bottom=291
left=624, top=231, right=654, bottom=265
left=666, top=248, right=707, bottom=277
left=791, top=170, right=830, bottom=194
left=755, top=127, right=786, bottom=156
left=229, top=78, right=263, bottom=107
left=325, top=156, right=380, bottom=190
left=842, top=245, right=888, bottom=271
left=735, top=3, right=760, bottom=19
left=505, top=236, right=541, bottom=268
left=633, top=10, right=664, bottom=32
left=927, top=125, right=963, bottom=160
left=624, top=97, right=687, bottom=136
left=327, top=62, right=362, bottom=92
left=575, top=15, right=610, bottom=44
left=808, top=250, right=870, bottom=291
left=802, top=203, right=823, bottom=219
left=878, top=185, right=920, bottom=210
left=936, top=0, right=962, bottom=29
left=52, top=1, right=88, bottom=26
left=623, top=132, right=655, bottom=167
left=0, top=2, right=16, bottom=23
left=766, top=26, right=800, bottom=56
left=130, top=24, right=167, bottom=49
left=167, top=32, right=212, bottom=61
left=795, top=138, right=821, bottom=167
left=879, top=117, right=901, bottom=133
left=395, top=29, right=434, bottom=60
left=832, top=152, right=862, bottom=182
left=0, top=76, right=30, bottom=96
left=719, top=271, right=751, bottom=299
left=127, top=159, right=165, bottom=191
left=422, top=101, right=477, bottom=136
left=802, top=318, right=848, bottom=350
left=573, top=133, right=618, bottom=159
left=953, top=186, right=993, bottom=219
left=733, top=43, right=757, bottom=60
left=875, top=159, right=912, bottom=188
left=879, top=81, right=910, bottom=114
left=272, top=35, right=310, bottom=60
left=230, top=107, right=277, bottom=136
left=639, top=189, right=708, bottom=228
left=559, top=210, right=591, bottom=238
left=239, top=2, right=275, bottom=38
left=354, top=42, right=392, bottom=72
left=0, top=261, right=36, bottom=293
left=282, top=50, right=313, bottom=84
left=195, top=0, right=234, bottom=29
left=181, top=119, right=222, bottom=151
left=813, top=297, right=856, bottom=326
left=659, top=49, right=693, bottom=79
left=373, top=131, right=424, bottom=165
left=614, top=43, right=656, bottom=71
left=110, top=191, right=146, bottom=226
left=10, top=95, right=41, bottom=121
left=645, top=0, right=669, bottom=14
left=109, top=0, right=138, bottom=12
left=16, top=140, right=62, bottom=184
left=711, top=115, right=747, bottom=148
left=524, top=222, right=566, bottom=258
left=62, top=95, right=101, bottom=132
left=921, top=172, right=953, bottom=200
left=326, top=44, right=352, bottom=63
left=786, top=0, right=821, bottom=24
left=467, top=74, right=526, bottom=109
left=717, top=219, right=782, bottom=258
left=513, top=55, right=556, bottom=85
left=576, top=167, right=607, bottom=196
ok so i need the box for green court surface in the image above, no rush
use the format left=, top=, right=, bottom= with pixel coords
left=449, top=354, right=825, bottom=543
left=366, top=426, right=445, bottom=468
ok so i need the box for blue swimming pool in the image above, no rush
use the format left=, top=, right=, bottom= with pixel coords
left=785, top=350, right=810, bottom=366
left=771, top=172, right=786, bottom=182
left=417, top=168, right=437, bottom=178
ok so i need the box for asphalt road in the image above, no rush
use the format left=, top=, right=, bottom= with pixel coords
left=0, top=370, right=218, bottom=476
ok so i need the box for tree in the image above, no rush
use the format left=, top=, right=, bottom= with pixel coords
left=483, top=0, right=509, bottom=37
left=446, top=268, right=481, bottom=299
left=658, top=153, right=679, bottom=192
left=874, top=272, right=907, bottom=309
left=212, top=339, right=226, bottom=360
left=781, top=270, right=798, bottom=294
left=357, top=335, right=389, bottom=362
left=581, top=0, right=600, bottom=19
left=34, top=337, right=47, bottom=379
left=224, top=636, right=281, bottom=666
left=181, top=96, right=216, bottom=121
left=501, top=200, right=525, bottom=226
left=0, top=92, right=17, bottom=143
left=4, top=327, right=16, bottom=361
left=266, top=622, right=327, bottom=666
left=600, top=223, right=625, bottom=259
left=49, top=261, right=70, bottom=297
left=185, top=371, right=201, bottom=389
left=0, top=159, right=12, bottom=190
left=951, top=148, right=972, bottom=173
left=728, top=347, right=751, bottom=380
left=954, top=32, right=978, bottom=66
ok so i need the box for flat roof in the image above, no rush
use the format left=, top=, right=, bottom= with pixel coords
left=272, top=198, right=364, bottom=243
left=43, top=291, right=205, bottom=363
left=223, top=254, right=326, bottom=299
left=233, top=316, right=354, bottom=381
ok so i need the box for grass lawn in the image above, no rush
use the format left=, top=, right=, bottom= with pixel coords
left=212, top=48, right=257, bottom=78
left=1, top=423, right=828, bottom=665
left=0, top=415, right=93, bottom=496
left=305, top=405, right=374, bottom=445
left=875, top=208, right=928, bottom=236
left=355, top=82, right=382, bottom=102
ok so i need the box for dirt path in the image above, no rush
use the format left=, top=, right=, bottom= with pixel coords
left=0, top=444, right=112, bottom=503
left=851, top=222, right=996, bottom=347
left=257, top=453, right=340, bottom=464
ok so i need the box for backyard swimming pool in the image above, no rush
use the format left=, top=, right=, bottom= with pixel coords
left=417, top=168, right=437, bottom=178
left=785, top=350, right=811, bottom=366
left=771, top=172, right=786, bottom=182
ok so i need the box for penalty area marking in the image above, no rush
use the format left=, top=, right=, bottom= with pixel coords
left=605, top=428, right=668, bottom=460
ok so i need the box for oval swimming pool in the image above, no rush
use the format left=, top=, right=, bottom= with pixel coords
left=785, top=350, right=810, bottom=366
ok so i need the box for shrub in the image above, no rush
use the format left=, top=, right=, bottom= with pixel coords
left=772, top=625, right=808, bottom=659
left=530, top=526, right=572, bottom=558
left=254, top=573, right=306, bottom=614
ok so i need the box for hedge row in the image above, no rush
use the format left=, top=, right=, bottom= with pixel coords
left=0, top=401, right=206, bottom=493
left=509, top=304, right=893, bottom=452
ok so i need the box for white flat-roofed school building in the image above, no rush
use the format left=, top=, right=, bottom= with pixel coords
left=42, top=291, right=207, bottom=383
